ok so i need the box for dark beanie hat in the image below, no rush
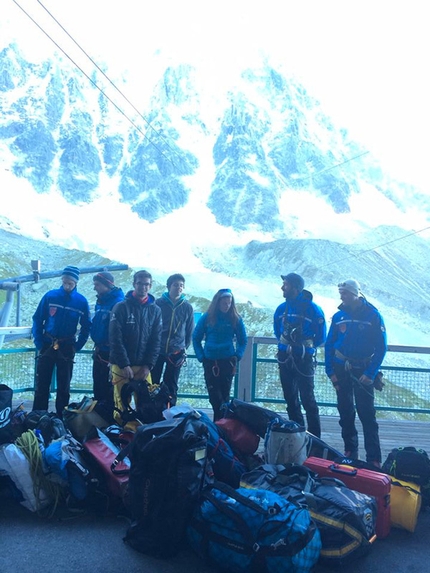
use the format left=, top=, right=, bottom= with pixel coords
left=281, top=272, right=305, bottom=292
left=62, top=265, right=80, bottom=282
left=93, top=271, right=115, bottom=289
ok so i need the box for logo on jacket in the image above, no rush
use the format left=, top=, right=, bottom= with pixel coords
left=49, top=307, right=57, bottom=317
left=339, top=323, right=347, bottom=333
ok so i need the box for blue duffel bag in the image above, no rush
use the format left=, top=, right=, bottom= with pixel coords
left=187, top=482, right=321, bottom=573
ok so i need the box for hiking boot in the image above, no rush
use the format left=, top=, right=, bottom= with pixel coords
left=369, top=460, right=381, bottom=469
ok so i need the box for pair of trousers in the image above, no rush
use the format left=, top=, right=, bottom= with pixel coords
left=92, top=349, right=113, bottom=408
left=150, top=352, right=185, bottom=406
left=333, top=363, right=381, bottom=463
left=203, top=357, right=236, bottom=421
left=33, top=343, right=75, bottom=418
left=278, top=350, right=321, bottom=438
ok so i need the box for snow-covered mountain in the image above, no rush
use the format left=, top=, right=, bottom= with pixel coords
left=1, top=41, right=430, bottom=345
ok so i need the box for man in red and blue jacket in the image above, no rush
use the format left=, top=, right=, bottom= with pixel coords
left=32, top=265, right=91, bottom=418
left=325, top=279, right=387, bottom=466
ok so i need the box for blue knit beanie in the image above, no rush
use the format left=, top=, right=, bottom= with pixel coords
left=62, top=265, right=80, bottom=282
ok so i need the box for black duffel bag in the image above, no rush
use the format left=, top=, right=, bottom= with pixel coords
left=124, top=412, right=209, bottom=558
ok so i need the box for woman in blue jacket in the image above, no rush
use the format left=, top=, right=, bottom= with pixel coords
left=193, top=289, right=247, bottom=421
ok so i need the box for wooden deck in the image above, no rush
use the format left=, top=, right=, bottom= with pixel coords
left=319, top=415, right=430, bottom=461
left=14, top=398, right=430, bottom=461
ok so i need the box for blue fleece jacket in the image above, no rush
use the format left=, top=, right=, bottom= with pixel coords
left=193, top=311, right=247, bottom=362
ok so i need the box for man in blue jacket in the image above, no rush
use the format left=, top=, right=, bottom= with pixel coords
left=274, top=273, right=326, bottom=437
left=152, top=274, right=194, bottom=406
left=90, top=272, right=124, bottom=409
left=32, top=266, right=91, bottom=418
left=325, top=279, right=387, bottom=467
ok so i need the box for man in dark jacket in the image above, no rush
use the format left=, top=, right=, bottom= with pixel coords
left=109, top=270, right=162, bottom=428
left=90, top=272, right=124, bottom=408
left=325, top=279, right=387, bottom=467
left=152, top=274, right=194, bottom=405
left=32, top=265, right=91, bottom=418
left=274, top=273, right=326, bottom=437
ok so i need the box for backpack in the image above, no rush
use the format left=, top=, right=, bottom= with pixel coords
left=124, top=412, right=209, bottom=558
left=240, top=463, right=377, bottom=566
left=118, top=379, right=171, bottom=426
left=187, top=481, right=321, bottom=573
left=198, top=411, right=246, bottom=487
left=221, top=399, right=287, bottom=438
left=382, top=446, right=430, bottom=505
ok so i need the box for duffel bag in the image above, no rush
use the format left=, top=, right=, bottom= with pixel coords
left=124, top=412, right=209, bottom=558
left=240, top=463, right=377, bottom=566
left=221, top=399, right=288, bottom=438
left=382, top=446, right=430, bottom=505
left=215, top=417, right=260, bottom=455
left=187, top=481, right=321, bottom=573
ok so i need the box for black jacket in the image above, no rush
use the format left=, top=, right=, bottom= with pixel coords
left=156, top=293, right=194, bottom=355
left=109, top=291, right=162, bottom=369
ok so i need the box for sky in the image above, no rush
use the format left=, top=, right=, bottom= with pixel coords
left=3, top=0, right=430, bottom=189
left=1, top=0, right=430, bottom=345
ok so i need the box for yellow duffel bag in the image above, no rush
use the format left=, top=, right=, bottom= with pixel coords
left=390, top=478, right=422, bottom=533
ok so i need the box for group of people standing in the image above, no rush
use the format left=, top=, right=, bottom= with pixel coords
left=30, top=266, right=387, bottom=466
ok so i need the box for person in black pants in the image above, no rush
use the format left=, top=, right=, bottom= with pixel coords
left=90, top=272, right=124, bottom=410
left=32, top=266, right=91, bottom=418
left=274, top=273, right=326, bottom=437
left=193, top=289, right=247, bottom=421
left=325, top=279, right=387, bottom=467
left=152, top=274, right=194, bottom=406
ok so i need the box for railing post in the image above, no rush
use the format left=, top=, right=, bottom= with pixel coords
left=237, top=336, right=254, bottom=402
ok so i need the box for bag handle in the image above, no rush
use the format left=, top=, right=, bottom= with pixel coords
left=329, top=463, right=358, bottom=476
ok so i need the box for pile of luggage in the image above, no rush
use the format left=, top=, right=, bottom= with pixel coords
left=1, top=382, right=430, bottom=573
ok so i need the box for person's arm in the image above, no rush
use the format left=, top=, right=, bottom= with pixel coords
left=234, top=318, right=248, bottom=360
left=32, top=295, right=47, bottom=351
left=184, top=305, right=195, bottom=349
left=109, top=303, right=130, bottom=368
left=273, top=304, right=284, bottom=341
left=313, top=304, right=327, bottom=348
left=192, top=313, right=207, bottom=362
left=75, top=299, right=92, bottom=351
left=142, top=306, right=162, bottom=370
left=324, top=318, right=337, bottom=378
left=364, top=312, right=388, bottom=380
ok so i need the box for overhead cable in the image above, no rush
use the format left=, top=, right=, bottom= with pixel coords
left=12, top=0, right=182, bottom=171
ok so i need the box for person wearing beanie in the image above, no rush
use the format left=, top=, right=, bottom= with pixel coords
left=32, top=266, right=91, bottom=418
left=273, top=273, right=326, bottom=437
left=151, top=274, right=194, bottom=406
left=90, top=272, right=124, bottom=411
left=325, top=279, right=387, bottom=467
left=109, top=270, right=162, bottom=430
left=193, top=288, right=248, bottom=421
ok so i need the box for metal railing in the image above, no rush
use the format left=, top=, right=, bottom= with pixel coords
left=2, top=336, right=430, bottom=417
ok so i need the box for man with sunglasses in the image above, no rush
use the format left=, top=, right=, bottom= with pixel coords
left=325, top=279, right=387, bottom=467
